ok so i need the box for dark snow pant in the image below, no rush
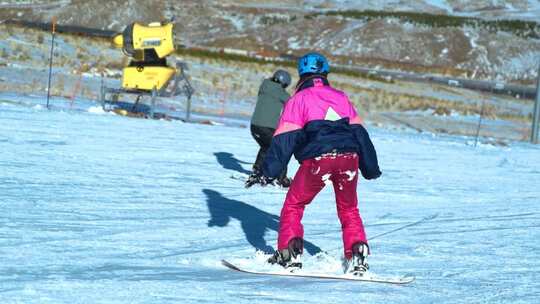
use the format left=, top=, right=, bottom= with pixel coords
left=277, top=152, right=367, bottom=259
left=250, top=124, right=287, bottom=180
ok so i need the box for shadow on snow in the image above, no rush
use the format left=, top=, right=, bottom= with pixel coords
left=203, top=189, right=322, bottom=255
left=213, top=152, right=252, bottom=175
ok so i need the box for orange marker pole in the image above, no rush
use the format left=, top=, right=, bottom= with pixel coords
left=70, top=67, right=83, bottom=108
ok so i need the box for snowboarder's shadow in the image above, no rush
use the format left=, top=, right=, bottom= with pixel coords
left=213, top=152, right=252, bottom=175
left=203, top=189, right=322, bottom=255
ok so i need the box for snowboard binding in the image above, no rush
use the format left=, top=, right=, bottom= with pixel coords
left=268, top=237, right=303, bottom=271
left=345, top=242, right=369, bottom=276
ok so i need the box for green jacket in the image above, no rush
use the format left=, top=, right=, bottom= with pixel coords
left=251, top=79, right=290, bottom=129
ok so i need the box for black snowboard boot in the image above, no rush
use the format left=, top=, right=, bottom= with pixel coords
left=268, top=237, right=303, bottom=270
left=345, top=242, right=369, bottom=275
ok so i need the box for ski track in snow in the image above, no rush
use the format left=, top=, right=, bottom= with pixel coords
left=0, top=97, right=540, bottom=303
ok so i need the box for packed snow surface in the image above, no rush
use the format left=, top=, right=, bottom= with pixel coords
left=1, top=96, right=539, bottom=303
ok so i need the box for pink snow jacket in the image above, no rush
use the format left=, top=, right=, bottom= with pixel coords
left=262, top=76, right=381, bottom=180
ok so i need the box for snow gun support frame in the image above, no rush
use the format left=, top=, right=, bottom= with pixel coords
left=100, top=61, right=194, bottom=119
left=99, top=21, right=194, bottom=119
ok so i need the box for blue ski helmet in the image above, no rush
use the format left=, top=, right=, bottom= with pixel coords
left=297, top=52, right=330, bottom=77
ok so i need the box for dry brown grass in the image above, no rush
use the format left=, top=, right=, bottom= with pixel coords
left=334, top=81, right=502, bottom=119
left=0, top=22, right=531, bottom=125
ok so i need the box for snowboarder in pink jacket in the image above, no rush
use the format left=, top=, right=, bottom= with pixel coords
left=262, top=52, right=381, bottom=275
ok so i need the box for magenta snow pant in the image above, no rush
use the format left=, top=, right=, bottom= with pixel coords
left=277, top=152, right=368, bottom=259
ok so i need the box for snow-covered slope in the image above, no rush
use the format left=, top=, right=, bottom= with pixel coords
left=1, top=96, right=539, bottom=303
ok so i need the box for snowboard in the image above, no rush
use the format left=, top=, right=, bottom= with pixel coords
left=222, top=259, right=415, bottom=285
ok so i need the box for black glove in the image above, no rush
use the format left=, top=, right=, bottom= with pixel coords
left=259, top=175, right=276, bottom=187
left=245, top=173, right=261, bottom=188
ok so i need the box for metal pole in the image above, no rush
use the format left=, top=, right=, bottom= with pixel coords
left=185, top=96, right=192, bottom=122
left=474, top=99, right=486, bottom=147
left=100, top=74, right=105, bottom=109
left=150, top=87, right=157, bottom=119
left=46, top=17, right=56, bottom=109
left=531, top=60, right=540, bottom=144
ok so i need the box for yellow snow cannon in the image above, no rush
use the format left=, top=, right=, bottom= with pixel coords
left=112, top=22, right=176, bottom=91
left=100, top=21, right=194, bottom=120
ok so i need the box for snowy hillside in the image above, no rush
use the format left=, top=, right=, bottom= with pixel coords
left=1, top=0, right=539, bottom=83
left=299, top=0, right=540, bottom=20
left=0, top=23, right=534, bottom=145
left=1, top=96, right=539, bottom=303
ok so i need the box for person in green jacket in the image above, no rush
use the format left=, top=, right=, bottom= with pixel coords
left=246, top=70, right=292, bottom=188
